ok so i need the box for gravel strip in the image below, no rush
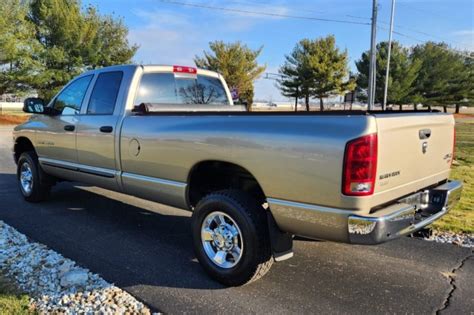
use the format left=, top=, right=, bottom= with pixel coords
left=0, top=220, right=151, bottom=314
left=423, top=230, right=474, bottom=248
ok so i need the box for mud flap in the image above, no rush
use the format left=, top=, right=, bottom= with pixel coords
left=267, top=212, right=293, bottom=262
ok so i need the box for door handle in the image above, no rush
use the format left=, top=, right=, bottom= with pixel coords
left=419, top=129, right=431, bottom=139
left=64, top=125, right=75, bottom=131
left=100, top=126, right=113, bottom=133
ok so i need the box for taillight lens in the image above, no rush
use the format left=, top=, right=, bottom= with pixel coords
left=342, top=134, right=378, bottom=196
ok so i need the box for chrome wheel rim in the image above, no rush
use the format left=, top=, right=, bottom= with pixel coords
left=201, top=211, right=243, bottom=269
left=20, top=162, right=33, bottom=195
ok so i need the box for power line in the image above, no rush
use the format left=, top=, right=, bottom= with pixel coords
left=159, top=0, right=371, bottom=26
left=348, top=15, right=472, bottom=57
left=200, top=0, right=464, bottom=48
left=345, top=14, right=463, bottom=47
left=160, top=0, right=473, bottom=59
left=209, top=0, right=328, bottom=16
left=166, top=0, right=468, bottom=50
left=381, top=26, right=474, bottom=59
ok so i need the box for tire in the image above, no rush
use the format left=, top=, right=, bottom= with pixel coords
left=191, top=190, right=273, bottom=286
left=17, top=151, right=51, bottom=202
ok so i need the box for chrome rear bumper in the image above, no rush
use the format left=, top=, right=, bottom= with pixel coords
left=348, top=180, right=463, bottom=244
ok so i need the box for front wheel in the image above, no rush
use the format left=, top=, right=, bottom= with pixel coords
left=191, top=190, right=273, bottom=286
left=17, top=151, right=51, bottom=202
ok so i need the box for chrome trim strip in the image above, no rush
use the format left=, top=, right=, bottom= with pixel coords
left=120, top=172, right=188, bottom=209
left=39, top=157, right=116, bottom=178
left=121, top=172, right=187, bottom=188
left=41, top=161, right=77, bottom=172
left=267, top=198, right=353, bottom=242
left=267, top=198, right=351, bottom=215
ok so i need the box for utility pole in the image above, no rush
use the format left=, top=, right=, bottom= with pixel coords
left=383, top=0, right=396, bottom=110
left=367, top=0, right=378, bottom=110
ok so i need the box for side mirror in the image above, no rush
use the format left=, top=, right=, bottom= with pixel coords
left=23, top=98, right=45, bottom=114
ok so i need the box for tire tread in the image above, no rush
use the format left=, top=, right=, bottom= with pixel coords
left=194, top=189, right=273, bottom=285
left=17, top=151, right=51, bottom=202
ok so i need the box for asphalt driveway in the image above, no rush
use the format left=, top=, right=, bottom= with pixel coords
left=0, top=125, right=472, bottom=314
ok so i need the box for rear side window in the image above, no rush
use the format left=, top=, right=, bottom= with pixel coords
left=135, top=73, right=229, bottom=106
left=87, top=71, right=123, bottom=114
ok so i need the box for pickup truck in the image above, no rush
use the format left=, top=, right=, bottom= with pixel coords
left=14, top=64, right=462, bottom=286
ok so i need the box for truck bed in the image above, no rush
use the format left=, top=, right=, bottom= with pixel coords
left=120, top=110, right=453, bottom=212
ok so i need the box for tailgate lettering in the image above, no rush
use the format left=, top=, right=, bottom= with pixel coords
left=379, top=171, right=401, bottom=180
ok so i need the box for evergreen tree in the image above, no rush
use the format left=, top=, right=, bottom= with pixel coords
left=0, top=0, right=38, bottom=96
left=278, top=36, right=354, bottom=111
left=194, top=41, right=266, bottom=110
left=26, top=0, right=138, bottom=101
left=355, top=41, right=420, bottom=105
left=411, top=42, right=471, bottom=112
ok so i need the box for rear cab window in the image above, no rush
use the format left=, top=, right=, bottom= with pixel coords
left=134, top=68, right=230, bottom=108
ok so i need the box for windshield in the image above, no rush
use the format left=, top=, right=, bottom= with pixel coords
left=135, top=72, right=230, bottom=106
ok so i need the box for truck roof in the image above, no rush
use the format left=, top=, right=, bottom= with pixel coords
left=81, top=64, right=222, bottom=79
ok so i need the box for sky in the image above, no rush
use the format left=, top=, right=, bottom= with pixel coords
left=90, top=0, right=473, bottom=101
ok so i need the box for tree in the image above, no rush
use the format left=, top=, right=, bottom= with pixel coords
left=277, top=43, right=308, bottom=111
left=308, top=36, right=354, bottom=110
left=456, top=52, right=474, bottom=112
left=194, top=41, right=266, bottom=110
left=277, top=70, right=301, bottom=111
left=278, top=36, right=354, bottom=111
left=81, top=6, right=138, bottom=69
left=355, top=41, right=421, bottom=106
left=411, top=42, right=471, bottom=112
left=26, top=0, right=138, bottom=101
left=0, top=0, right=38, bottom=96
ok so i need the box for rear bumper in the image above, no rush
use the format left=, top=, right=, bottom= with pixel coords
left=267, top=180, right=462, bottom=244
left=348, top=180, right=462, bottom=244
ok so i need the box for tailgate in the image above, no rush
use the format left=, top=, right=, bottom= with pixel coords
left=374, top=113, right=455, bottom=197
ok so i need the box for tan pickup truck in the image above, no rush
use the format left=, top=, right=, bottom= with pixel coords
left=14, top=64, right=462, bottom=286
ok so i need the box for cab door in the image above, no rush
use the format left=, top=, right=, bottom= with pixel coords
left=75, top=71, right=124, bottom=190
left=36, top=75, right=94, bottom=166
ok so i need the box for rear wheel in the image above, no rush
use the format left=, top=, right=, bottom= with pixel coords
left=191, top=190, right=273, bottom=286
left=17, top=151, right=51, bottom=202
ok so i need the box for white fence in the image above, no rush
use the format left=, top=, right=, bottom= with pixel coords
left=0, top=102, right=23, bottom=113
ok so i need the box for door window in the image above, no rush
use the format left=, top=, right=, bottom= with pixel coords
left=53, top=75, right=93, bottom=115
left=87, top=71, right=123, bottom=114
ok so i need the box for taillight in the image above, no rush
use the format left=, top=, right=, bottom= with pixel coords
left=342, top=134, right=378, bottom=196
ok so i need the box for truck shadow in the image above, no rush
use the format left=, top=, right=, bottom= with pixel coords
left=0, top=173, right=225, bottom=291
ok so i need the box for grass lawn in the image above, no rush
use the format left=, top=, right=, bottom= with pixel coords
left=0, top=274, right=32, bottom=314
left=432, top=118, right=474, bottom=233
left=0, top=112, right=29, bottom=125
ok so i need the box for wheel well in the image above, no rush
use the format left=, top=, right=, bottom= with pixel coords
left=14, top=137, right=35, bottom=163
left=187, top=161, right=266, bottom=208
